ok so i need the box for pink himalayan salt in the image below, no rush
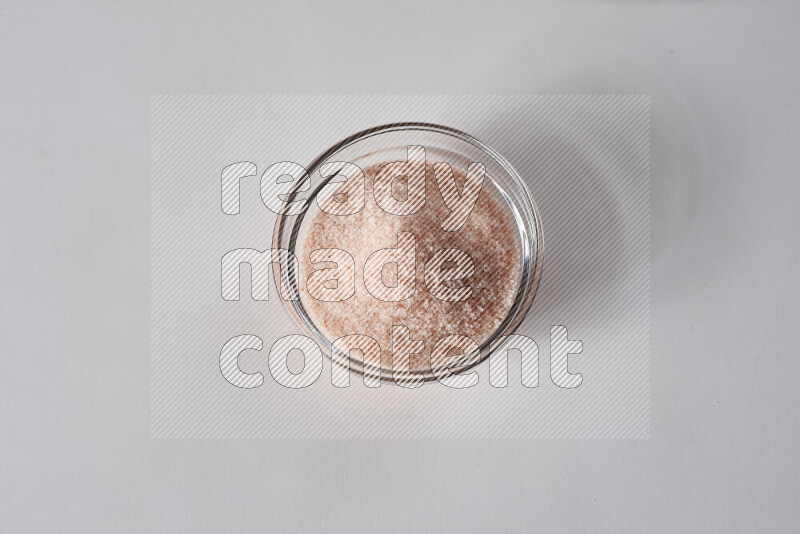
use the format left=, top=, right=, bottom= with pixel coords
left=297, top=163, right=521, bottom=372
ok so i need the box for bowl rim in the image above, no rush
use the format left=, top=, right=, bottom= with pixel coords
left=271, top=122, right=544, bottom=383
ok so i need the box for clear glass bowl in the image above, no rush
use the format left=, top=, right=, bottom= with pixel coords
left=272, top=122, right=543, bottom=382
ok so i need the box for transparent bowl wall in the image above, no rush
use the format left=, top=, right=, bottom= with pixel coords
left=272, top=123, right=543, bottom=382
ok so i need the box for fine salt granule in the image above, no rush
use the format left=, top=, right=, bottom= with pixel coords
left=297, top=163, right=521, bottom=373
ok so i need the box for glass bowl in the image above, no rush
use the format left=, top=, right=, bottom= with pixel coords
left=272, top=122, right=543, bottom=382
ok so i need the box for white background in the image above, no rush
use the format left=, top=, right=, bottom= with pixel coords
left=1, top=1, right=798, bottom=532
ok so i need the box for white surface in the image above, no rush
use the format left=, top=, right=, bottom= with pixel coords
left=1, top=1, right=798, bottom=532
